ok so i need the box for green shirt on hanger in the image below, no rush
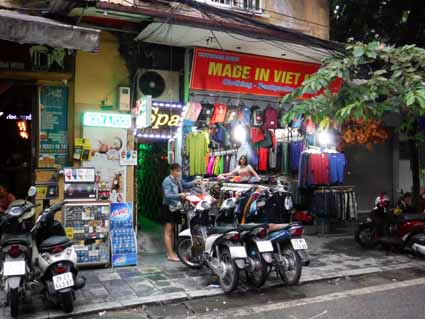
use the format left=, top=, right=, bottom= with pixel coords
left=185, top=131, right=209, bottom=176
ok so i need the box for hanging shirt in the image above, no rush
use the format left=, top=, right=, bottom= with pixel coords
left=282, top=142, right=289, bottom=174
left=239, top=106, right=251, bottom=125
left=290, top=141, right=304, bottom=172
left=263, top=106, right=278, bottom=130
left=310, top=153, right=330, bottom=185
left=213, top=156, right=221, bottom=176
left=229, top=154, right=237, bottom=172
left=219, top=156, right=225, bottom=175
left=207, top=156, right=215, bottom=176
left=269, top=144, right=277, bottom=169
left=251, top=127, right=265, bottom=144
left=328, top=153, right=346, bottom=184
left=185, top=102, right=202, bottom=121
left=251, top=107, right=263, bottom=127
left=198, top=104, right=214, bottom=123
left=258, top=148, right=268, bottom=171
left=167, top=139, right=175, bottom=164
left=210, top=103, right=227, bottom=124
left=224, top=155, right=231, bottom=173
left=185, top=131, right=209, bottom=176
left=225, top=106, right=239, bottom=124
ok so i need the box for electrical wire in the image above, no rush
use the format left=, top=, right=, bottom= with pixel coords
left=262, top=8, right=330, bottom=29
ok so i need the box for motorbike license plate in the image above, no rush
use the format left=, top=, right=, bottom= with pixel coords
left=53, top=272, right=74, bottom=291
left=256, top=240, right=274, bottom=253
left=291, top=238, right=308, bottom=250
left=229, top=246, right=247, bottom=259
left=3, top=260, right=26, bottom=276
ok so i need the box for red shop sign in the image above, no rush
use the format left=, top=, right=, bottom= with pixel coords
left=190, top=48, right=341, bottom=98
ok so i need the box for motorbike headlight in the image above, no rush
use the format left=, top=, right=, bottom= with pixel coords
left=8, top=206, right=22, bottom=216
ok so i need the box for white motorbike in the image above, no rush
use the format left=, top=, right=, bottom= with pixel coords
left=177, top=195, right=248, bottom=293
left=0, top=186, right=38, bottom=318
left=31, top=202, right=85, bottom=313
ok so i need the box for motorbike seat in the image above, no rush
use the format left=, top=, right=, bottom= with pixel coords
left=399, top=214, right=425, bottom=223
left=207, top=226, right=238, bottom=236
left=238, top=223, right=268, bottom=232
left=39, top=236, right=71, bottom=252
left=0, top=233, right=32, bottom=247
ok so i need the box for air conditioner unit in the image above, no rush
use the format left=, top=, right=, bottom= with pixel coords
left=136, top=69, right=180, bottom=102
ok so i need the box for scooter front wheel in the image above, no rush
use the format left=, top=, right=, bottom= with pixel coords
left=177, top=237, right=203, bottom=269
left=218, top=246, right=239, bottom=293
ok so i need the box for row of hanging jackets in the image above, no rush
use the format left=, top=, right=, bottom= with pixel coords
left=298, top=149, right=347, bottom=188
left=311, top=189, right=358, bottom=220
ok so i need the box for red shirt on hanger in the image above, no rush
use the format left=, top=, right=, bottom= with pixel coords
left=258, top=148, right=268, bottom=171
left=210, top=103, right=228, bottom=124
left=251, top=127, right=265, bottom=143
left=309, top=153, right=330, bottom=185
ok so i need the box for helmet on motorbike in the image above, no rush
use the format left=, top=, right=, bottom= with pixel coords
left=375, top=194, right=390, bottom=208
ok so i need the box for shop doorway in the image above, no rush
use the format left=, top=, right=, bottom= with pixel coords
left=136, top=142, right=169, bottom=255
left=0, top=81, right=36, bottom=198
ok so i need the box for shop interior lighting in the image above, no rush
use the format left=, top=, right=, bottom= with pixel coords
left=317, top=131, right=332, bottom=146
left=152, top=101, right=183, bottom=109
left=136, top=133, right=172, bottom=140
left=233, top=125, right=247, bottom=143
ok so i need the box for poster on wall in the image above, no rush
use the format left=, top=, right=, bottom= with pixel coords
left=120, top=149, right=137, bottom=166
left=38, top=86, right=69, bottom=168
left=83, top=127, right=127, bottom=202
left=110, top=203, right=137, bottom=267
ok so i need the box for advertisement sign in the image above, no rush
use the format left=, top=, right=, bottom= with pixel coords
left=110, top=203, right=137, bottom=267
left=190, top=48, right=342, bottom=98
left=35, top=168, right=59, bottom=200
left=83, top=127, right=127, bottom=203
left=39, top=86, right=69, bottom=168
left=135, top=96, right=152, bottom=128
left=64, top=168, right=96, bottom=183
left=120, top=150, right=138, bottom=166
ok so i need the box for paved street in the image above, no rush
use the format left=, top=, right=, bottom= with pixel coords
left=1, top=234, right=424, bottom=319
left=77, top=267, right=425, bottom=319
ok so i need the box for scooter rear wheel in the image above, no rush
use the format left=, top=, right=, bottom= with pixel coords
left=246, top=245, right=269, bottom=288
left=9, top=288, right=19, bottom=318
left=355, top=224, right=378, bottom=249
left=177, top=237, right=203, bottom=269
left=278, top=243, right=302, bottom=286
left=60, top=291, right=74, bottom=313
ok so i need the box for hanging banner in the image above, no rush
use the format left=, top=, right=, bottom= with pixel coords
left=38, top=86, right=69, bottom=168
left=190, top=48, right=342, bottom=98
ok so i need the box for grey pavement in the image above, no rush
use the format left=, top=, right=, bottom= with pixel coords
left=1, top=234, right=424, bottom=319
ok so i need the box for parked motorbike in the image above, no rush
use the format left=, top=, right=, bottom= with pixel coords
left=31, top=202, right=86, bottom=313
left=355, top=196, right=425, bottom=256
left=177, top=195, right=248, bottom=293
left=240, top=186, right=309, bottom=286
left=0, top=186, right=38, bottom=318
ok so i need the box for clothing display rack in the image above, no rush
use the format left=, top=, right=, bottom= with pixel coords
left=211, top=149, right=238, bottom=156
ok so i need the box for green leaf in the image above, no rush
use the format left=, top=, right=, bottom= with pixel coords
left=405, top=91, right=415, bottom=106
left=353, top=47, right=365, bottom=58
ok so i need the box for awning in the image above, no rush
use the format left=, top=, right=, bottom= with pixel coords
left=136, top=23, right=336, bottom=63
left=0, top=10, right=100, bottom=52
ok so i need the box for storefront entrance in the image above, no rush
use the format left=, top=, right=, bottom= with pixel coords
left=0, top=81, right=36, bottom=198
left=137, top=142, right=169, bottom=254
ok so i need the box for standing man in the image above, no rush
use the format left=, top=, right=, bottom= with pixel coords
left=161, top=163, right=196, bottom=262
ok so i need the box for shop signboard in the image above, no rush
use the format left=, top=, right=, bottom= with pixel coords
left=110, top=203, right=137, bottom=267
left=38, top=86, right=69, bottom=169
left=190, top=48, right=342, bottom=98
left=134, top=95, right=152, bottom=128
left=83, top=112, right=132, bottom=129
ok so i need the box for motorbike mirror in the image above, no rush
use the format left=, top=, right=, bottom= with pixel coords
left=27, top=186, right=37, bottom=198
